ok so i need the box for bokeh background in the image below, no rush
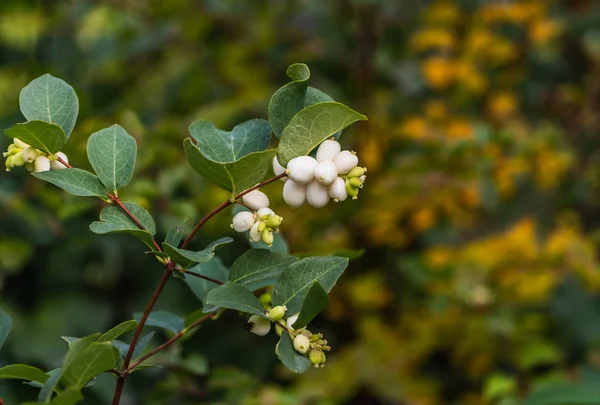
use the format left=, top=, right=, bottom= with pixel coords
left=2, top=0, right=600, bottom=404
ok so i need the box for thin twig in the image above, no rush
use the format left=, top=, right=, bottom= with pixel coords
left=183, top=269, right=224, bottom=285
left=126, top=314, right=214, bottom=372
left=181, top=173, right=286, bottom=249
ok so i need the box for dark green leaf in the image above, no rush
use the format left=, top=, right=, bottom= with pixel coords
left=33, top=168, right=108, bottom=198
left=4, top=121, right=66, bottom=154
left=163, top=237, right=232, bottom=269
left=292, top=281, right=329, bottom=329
left=278, top=331, right=311, bottom=373
left=277, top=102, right=367, bottom=166
left=0, top=309, right=11, bottom=352
left=38, top=368, right=62, bottom=403
left=165, top=219, right=187, bottom=247
left=86, top=124, right=137, bottom=193
left=134, top=311, right=184, bottom=334
left=522, top=382, right=600, bottom=405
left=189, top=119, right=271, bottom=162
left=48, top=388, right=84, bottom=405
left=183, top=258, right=229, bottom=309
left=0, top=364, right=49, bottom=383
left=268, top=64, right=310, bottom=138
left=19, top=74, right=79, bottom=137
left=204, top=282, right=266, bottom=318
left=97, top=320, right=138, bottom=342
left=229, top=249, right=298, bottom=291
left=61, top=342, right=118, bottom=389
left=89, top=202, right=156, bottom=250
left=271, top=256, right=348, bottom=314
left=184, top=138, right=276, bottom=197
left=112, top=332, right=154, bottom=360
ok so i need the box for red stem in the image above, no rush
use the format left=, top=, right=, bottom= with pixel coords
left=126, top=314, right=213, bottom=372
left=183, top=269, right=224, bottom=285
left=181, top=173, right=286, bottom=249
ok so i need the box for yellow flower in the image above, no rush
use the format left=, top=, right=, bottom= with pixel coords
left=446, top=119, right=474, bottom=141
left=529, top=18, right=563, bottom=45
left=410, top=29, right=456, bottom=52
left=400, top=117, right=428, bottom=140
left=421, top=57, right=455, bottom=90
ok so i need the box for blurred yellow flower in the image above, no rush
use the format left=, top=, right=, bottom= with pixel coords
left=410, top=29, right=456, bottom=52
left=529, top=18, right=563, bottom=45
left=446, top=119, right=474, bottom=141
left=422, top=57, right=455, bottom=90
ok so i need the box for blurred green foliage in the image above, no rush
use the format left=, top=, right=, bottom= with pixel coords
left=2, top=0, right=600, bottom=404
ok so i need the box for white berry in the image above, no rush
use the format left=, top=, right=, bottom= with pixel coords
left=328, top=177, right=348, bottom=202
left=334, top=150, right=359, bottom=174
left=247, top=315, right=271, bottom=336
left=286, top=313, right=299, bottom=329
left=256, top=207, right=275, bottom=218
left=21, top=147, right=38, bottom=164
left=272, top=156, right=288, bottom=182
left=286, top=156, right=318, bottom=184
left=283, top=179, right=306, bottom=208
left=34, top=156, right=51, bottom=173
left=316, top=139, right=341, bottom=162
left=249, top=221, right=262, bottom=243
left=293, top=334, right=311, bottom=354
left=306, top=180, right=330, bottom=208
left=232, top=211, right=255, bottom=232
left=50, top=152, right=69, bottom=170
left=242, top=189, right=270, bottom=210
left=13, top=138, right=30, bottom=149
left=314, top=161, right=338, bottom=186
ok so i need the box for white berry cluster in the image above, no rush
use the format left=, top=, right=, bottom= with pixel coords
left=230, top=190, right=283, bottom=247
left=245, top=295, right=330, bottom=368
left=273, top=139, right=367, bottom=209
left=3, top=138, right=68, bottom=173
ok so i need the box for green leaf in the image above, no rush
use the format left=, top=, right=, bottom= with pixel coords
left=61, top=336, right=80, bottom=347
left=278, top=331, right=311, bottom=373
left=229, top=249, right=298, bottom=291
left=271, top=256, right=349, bottom=314
left=61, top=342, right=118, bottom=389
left=204, top=282, right=266, bottom=318
left=38, top=368, right=62, bottom=403
left=4, top=121, right=66, bottom=154
left=183, top=257, right=229, bottom=307
left=59, top=333, right=98, bottom=386
left=286, top=63, right=311, bottom=81
left=276, top=102, right=367, bottom=166
left=189, top=119, right=272, bottom=162
left=33, top=168, right=108, bottom=198
left=292, top=281, right=329, bottom=329
left=268, top=64, right=311, bottom=138
left=48, top=388, right=84, bottom=405
left=134, top=311, right=184, bottom=334
left=0, top=364, right=49, bottom=383
left=86, top=124, right=137, bottom=193
left=89, top=202, right=156, bottom=250
left=19, top=74, right=79, bottom=137
left=522, top=382, right=600, bottom=405
left=163, top=237, right=233, bottom=269
left=184, top=138, right=277, bottom=197
left=165, top=220, right=187, bottom=247
left=0, top=309, right=11, bottom=352
left=112, top=332, right=154, bottom=360
left=96, top=320, right=138, bottom=342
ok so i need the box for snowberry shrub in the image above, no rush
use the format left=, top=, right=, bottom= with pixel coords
left=0, top=63, right=367, bottom=404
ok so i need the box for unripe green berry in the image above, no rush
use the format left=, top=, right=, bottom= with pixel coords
left=309, top=349, right=326, bottom=367
left=349, top=177, right=363, bottom=188
left=258, top=292, right=272, bottom=307
left=345, top=179, right=359, bottom=197
left=11, top=152, right=25, bottom=167
left=266, top=215, right=283, bottom=228
left=5, top=155, right=14, bottom=171
left=261, top=228, right=274, bottom=246
left=258, top=221, right=267, bottom=233
left=275, top=323, right=284, bottom=336
left=268, top=305, right=287, bottom=321
left=293, top=334, right=311, bottom=354
left=347, top=166, right=366, bottom=178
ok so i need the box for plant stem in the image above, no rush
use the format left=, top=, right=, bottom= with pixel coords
left=181, top=173, right=286, bottom=249
left=182, top=269, right=224, bottom=285
left=126, top=314, right=213, bottom=372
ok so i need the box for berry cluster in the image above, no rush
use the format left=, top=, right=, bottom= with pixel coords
left=231, top=190, right=283, bottom=247
left=246, top=299, right=330, bottom=368
left=4, top=138, right=68, bottom=173
left=274, top=139, right=367, bottom=208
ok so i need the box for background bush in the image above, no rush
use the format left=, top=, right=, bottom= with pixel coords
left=2, top=0, right=600, bottom=404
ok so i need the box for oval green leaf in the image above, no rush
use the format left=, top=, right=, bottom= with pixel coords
left=229, top=249, right=298, bottom=291
left=89, top=202, right=156, bottom=250
left=204, top=282, right=266, bottom=318
left=33, top=168, right=108, bottom=198
left=4, top=120, right=66, bottom=154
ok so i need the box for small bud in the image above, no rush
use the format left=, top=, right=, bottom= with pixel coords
left=283, top=179, right=306, bottom=208
left=328, top=177, right=348, bottom=202
left=309, top=349, right=327, bottom=367
left=293, top=334, right=311, bottom=354
left=286, top=313, right=299, bottom=329
left=50, top=152, right=68, bottom=170
left=334, top=150, right=359, bottom=174
left=349, top=177, right=363, bottom=188
left=272, top=156, right=288, bottom=182
left=347, top=166, right=366, bottom=178
left=246, top=315, right=271, bottom=336
left=261, top=228, right=274, bottom=246
left=232, top=211, right=255, bottom=232
left=21, top=147, right=38, bottom=164
left=314, top=160, right=338, bottom=186
left=287, top=156, right=318, bottom=184
left=5, top=156, right=13, bottom=171
left=257, top=207, right=275, bottom=218
left=11, top=152, right=25, bottom=167
left=266, top=215, right=283, bottom=228
left=242, top=189, right=270, bottom=210
left=306, top=180, right=330, bottom=208
left=268, top=305, right=287, bottom=321
left=13, top=138, right=30, bottom=149
left=34, top=155, right=51, bottom=173
left=345, top=179, right=359, bottom=197
left=316, top=139, right=341, bottom=162
left=249, top=221, right=262, bottom=243
left=258, top=292, right=272, bottom=307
